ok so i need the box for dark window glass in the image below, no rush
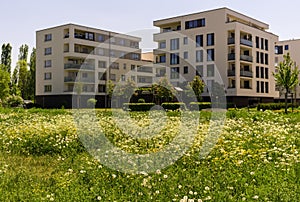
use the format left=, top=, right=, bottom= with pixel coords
left=207, top=33, right=215, bottom=46
left=196, top=35, right=203, bottom=47
left=207, top=49, right=214, bottom=61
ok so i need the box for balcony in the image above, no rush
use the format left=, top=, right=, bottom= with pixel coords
left=137, top=67, right=153, bottom=73
left=227, top=70, right=235, bottom=76
left=240, top=55, right=253, bottom=62
left=240, top=86, right=252, bottom=90
left=228, top=53, right=235, bottom=60
left=240, top=70, right=253, bottom=78
left=64, top=77, right=95, bottom=83
left=240, top=39, right=253, bottom=47
left=64, top=63, right=95, bottom=70
left=228, top=38, right=235, bottom=45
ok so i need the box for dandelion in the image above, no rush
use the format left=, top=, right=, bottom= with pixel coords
left=250, top=171, right=255, bottom=175
left=163, top=174, right=168, bottom=179
left=205, top=186, right=210, bottom=191
left=253, top=195, right=259, bottom=199
left=112, top=174, right=116, bottom=178
left=97, top=196, right=102, bottom=200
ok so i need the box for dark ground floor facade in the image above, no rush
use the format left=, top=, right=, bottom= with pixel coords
left=35, top=94, right=292, bottom=109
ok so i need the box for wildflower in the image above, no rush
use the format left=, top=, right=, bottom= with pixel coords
left=163, top=174, right=168, bottom=179
left=97, top=196, right=102, bottom=200
left=253, top=195, right=259, bottom=199
left=205, top=186, right=210, bottom=191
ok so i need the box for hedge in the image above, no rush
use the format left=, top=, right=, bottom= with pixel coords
left=257, top=103, right=298, bottom=111
left=161, top=102, right=186, bottom=111
left=189, top=102, right=211, bottom=110
left=123, top=103, right=155, bottom=111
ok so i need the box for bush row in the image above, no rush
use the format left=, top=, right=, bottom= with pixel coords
left=257, top=103, right=299, bottom=111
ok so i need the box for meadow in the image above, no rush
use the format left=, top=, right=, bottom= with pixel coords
left=0, top=108, right=299, bottom=201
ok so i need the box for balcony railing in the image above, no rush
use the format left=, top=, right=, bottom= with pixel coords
left=240, top=86, right=252, bottom=90
left=64, top=63, right=95, bottom=70
left=227, top=70, right=235, bottom=76
left=240, top=39, right=253, bottom=47
left=228, top=53, right=235, bottom=60
left=240, top=55, right=253, bottom=62
left=228, top=38, right=235, bottom=45
left=137, top=67, right=153, bottom=73
left=240, top=70, right=253, bottom=78
left=64, top=77, right=95, bottom=83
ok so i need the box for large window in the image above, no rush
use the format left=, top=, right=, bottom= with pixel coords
left=256, top=81, right=260, bottom=93
left=196, top=65, right=203, bottom=76
left=184, top=66, right=188, bottom=74
left=256, top=36, right=259, bottom=48
left=260, top=67, right=264, bottom=78
left=170, top=53, right=179, bottom=65
left=98, top=61, right=106, bottom=68
left=256, top=66, right=259, bottom=78
left=265, top=68, right=269, bottom=79
left=261, top=82, right=264, bottom=93
left=265, top=82, right=269, bottom=93
left=159, top=41, right=166, bottom=49
left=265, top=39, right=269, bottom=51
left=207, top=64, right=215, bottom=77
left=261, top=38, right=264, bottom=50
left=184, top=51, right=188, bottom=59
left=207, top=49, right=215, bottom=61
left=260, top=52, right=264, bottom=64
left=196, top=35, right=203, bottom=47
left=170, top=38, right=179, bottom=50
left=171, top=67, right=179, bottom=79
left=110, top=62, right=119, bottom=69
left=265, top=53, right=269, bottom=65
left=207, top=33, right=215, bottom=46
left=98, top=72, right=106, bottom=80
left=256, top=51, right=260, bottom=63
left=275, top=46, right=283, bottom=54
left=185, top=18, right=205, bottom=29
left=44, top=85, right=52, bottom=92
left=196, top=50, right=203, bottom=62
left=45, top=47, right=52, bottom=55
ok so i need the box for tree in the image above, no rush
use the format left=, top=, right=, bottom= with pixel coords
left=114, top=78, right=137, bottom=101
left=106, top=80, right=116, bottom=99
left=1, top=43, right=12, bottom=76
left=18, top=44, right=29, bottom=62
left=153, top=76, right=176, bottom=103
left=185, top=76, right=204, bottom=102
left=0, top=69, right=10, bottom=101
left=273, top=53, right=299, bottom=113
left=17, top=60, right=29, bottom=99
left=27, top=48, right=36, bottom=100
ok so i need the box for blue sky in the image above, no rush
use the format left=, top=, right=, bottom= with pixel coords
left=1, top=0, right=300, bottom=65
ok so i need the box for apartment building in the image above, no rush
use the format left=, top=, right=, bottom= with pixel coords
left=153, top=7, right=279, bottom=106
left=275, top=39, right=300, bottom=103
left=36, top=23, right=153, bottom=108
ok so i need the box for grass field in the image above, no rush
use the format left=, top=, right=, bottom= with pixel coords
left=0, top=108, right=299, bottom=201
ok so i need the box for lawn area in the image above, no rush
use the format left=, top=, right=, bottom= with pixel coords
left=0, top=108, right=299, bottom=201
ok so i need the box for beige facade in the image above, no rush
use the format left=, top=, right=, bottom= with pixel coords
left=36, top=23, right=153, bottom=108
left=275, top=39, right=300, bottom=102
left=153, top=7, right=279, bottom=106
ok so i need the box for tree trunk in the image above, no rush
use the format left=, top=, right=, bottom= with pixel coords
left=284, top=91, right=288, bottom=114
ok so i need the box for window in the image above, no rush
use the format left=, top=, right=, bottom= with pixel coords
left=171, top=67, right=179, bottom=79
left=97, top=48, right=104, bottom=56
left=44, top=85, right=52, bottom=92
left=120, top=52, right=125, bottom=58
left=265, top=39, right=269, bottom=51
left=185, top=18, right=205, bottom=29
left=256, top=81, right=260, bottom=93
left=131, top=76, right=135, bottom=81
left=265, top=68, right=269, bottom=79
left=123, top=63, right=127, bottom=69
left=256, top=36, right=259, bottom=48
left=196, top=65, right=203, bottom=76
left=261, top=82, right=264, bottom=93
left=159, top=55, right=166, bottom=63
left=285, top=45, right=289, bottom=50
left=184, top=66, right=188, bottom=74
left=44, top=60, right=52, bottom=68
left=82, top=72, right=88, bottom=78
left=256, top=51, right=260, bottom=63
left=98, top=72, right=106, bottom=80
left=98, top=61, right=106, bottom=68
left=275, top=45, right=283, bottom=54
left=196, top=50, right=203, bottom=62
left=121, top=75, right=125, bottom=81
left=184, top=51, right=188, bottom=59
left=45, top=34, right=52, bottom=41
left=207, top=33, right=215, bottom=46
left=170, top=53, right=179, bottom=65
left=98, top=84, right=106, bottom=93
left=44, top=72, right=52, bottom=80
left=131, top=53, right=140, bottom=60
left=183, top=37, right=188, bottom=45
left=119, top=39, right=125, bottom=46
left=260, top=67, right=264, bottom=78
left=256, top=66, right=259, bottom=78
left=196, top=35, right=203, bottom=47
left=265, top=53, right=269, bottom=65
left=110, top=50, right=115, bottom=57
left=98, top=34, right=105, bottom=42
left=170, top=38, right=179, bottom=50
left=45, top=47, right=52, bottom=55
left=159, top=41, right=166, bottom=49
left=260, top=52, right=264, bottom=64
left=261, top=38, right=264, bottom=50
left=207, top=49, right=215, bottom=61
left=244, top=80, right=250, bottom=89
left=265, top=82, right=269, bottom=93
left=131, top=65, right=135, bottom=70
left=110, top=62, right=119, bottom=69
left=207, top=64, right=215, bottom=77
left=110, top=74, right=116, bottom=81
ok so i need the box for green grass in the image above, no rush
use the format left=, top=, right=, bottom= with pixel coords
left=0, top=108, right=299, bottom=201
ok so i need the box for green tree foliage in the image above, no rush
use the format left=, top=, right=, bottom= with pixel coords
left=273, top=53, right=299, bottom=113
left=0, top=69, right=10, bottom=101
left=27, top=48, right=36, bottom=100
left=17, top=60, right=30, bottom=99
left=1, top=43, right=12, bottom=76
left=185, top=76, right=204, bottom=102
left=153, top=76, right=176, bottom=103
left=106, top=80, right=115, bottom=98
left=114, top=78, right=137, bottom=100
left=18, top=44, right=29, bottom=62
left=74, top=82, right=83, bottom=108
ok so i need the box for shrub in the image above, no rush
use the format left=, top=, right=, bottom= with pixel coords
left=189, top=102, right=211, bottom=110
left=87, top=98, right=97, bottom=108
left=4, top=95, right=24, bottom=108
left=257, top=103, right=298, bottom=111
left=138, top=98, right=145, bottom=103
left=161, top=102, right=186, bottom=111
left=123, top=103, right=155, bottom=111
